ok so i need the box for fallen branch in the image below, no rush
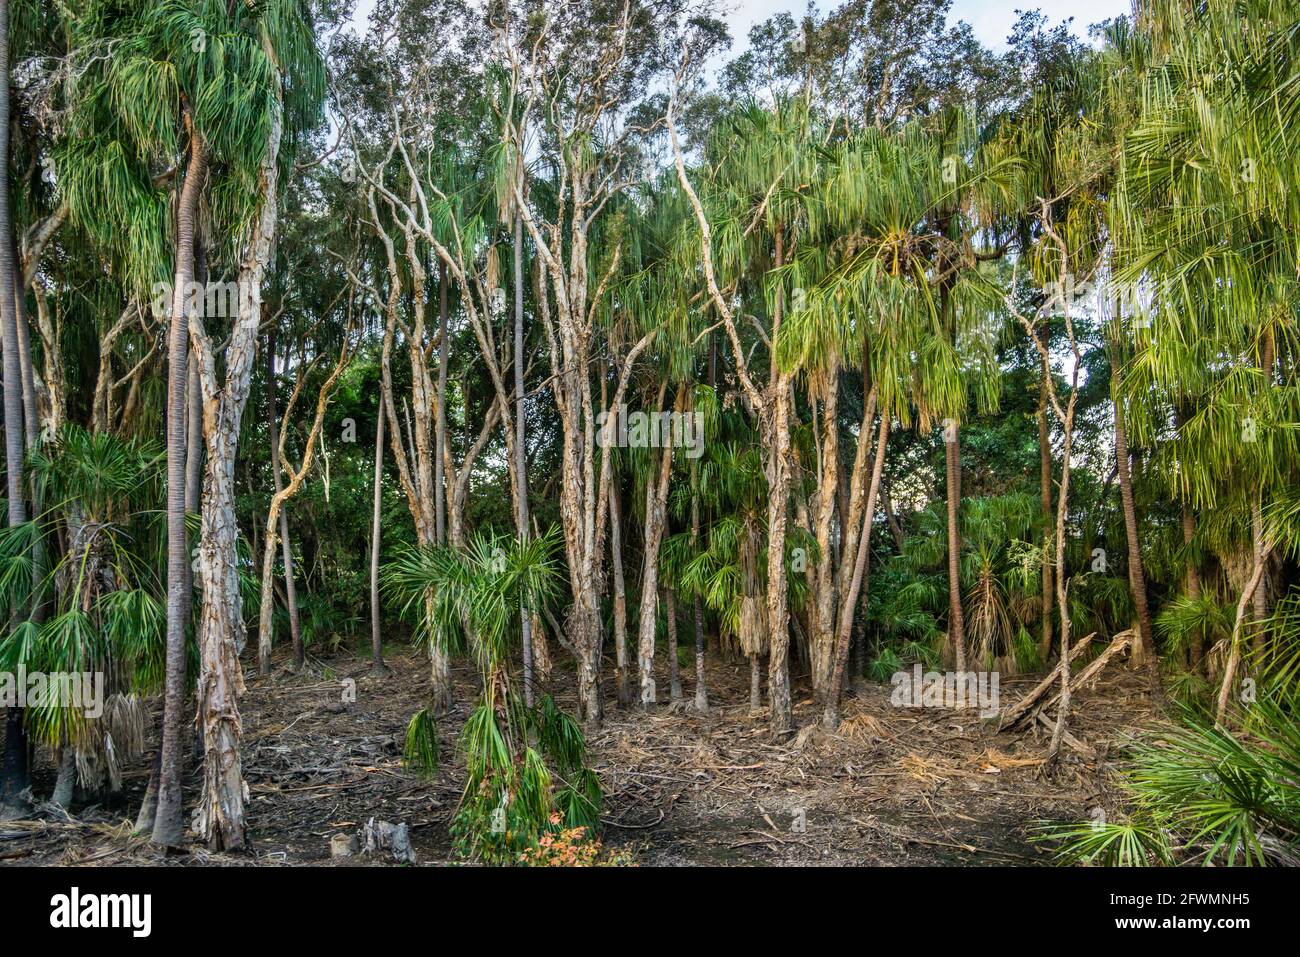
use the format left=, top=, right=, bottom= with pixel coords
left=998, top=631, right=1131, bottom=731
left=995, top=633, right=1097, bottom=730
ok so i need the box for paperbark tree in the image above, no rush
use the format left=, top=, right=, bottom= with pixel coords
left=258, top=329, right=303, bottom=674
left=371, top=392, right=388, bottom=675
left=256, top=325, right=352, bottom=677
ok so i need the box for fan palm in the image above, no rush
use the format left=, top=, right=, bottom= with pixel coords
left=0, top=426, right=168, bottom=806
left=384, top=526, right=601, bottom=861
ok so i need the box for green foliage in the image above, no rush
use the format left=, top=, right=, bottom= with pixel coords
left=0, top=427, right=171, bottom=779
left=386, top=529, right=601, bottom=862
left=403, top=707, right=440, bottom=777
left=1043, top=695, right=1300, bottom=866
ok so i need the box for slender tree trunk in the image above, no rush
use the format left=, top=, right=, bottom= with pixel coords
left=764, top=232, right=793, bottom=738
left=764, top=373, right=794, bottom=738
left=11, top=250, right=36, bottom=451
left=750, top=654, right=763, bottom=713
left=435, top=263, right=448, bottom=545
left=152, top=121, right=206, bottom=846
left=186, top=356, right=204, bottom=515
left=184, top=347, right=204, bottom=617
left=193, top=421, right=250, bottom=850
left=1047, top=405, right=1076, bottom=761
left=882, top=481, right=905, bottom=550
left=824, top=413, right=889, bottom=728
left=689, top=458, right=708, bottom=713
left=191, top=87, right=288, bottom=850
left=1216, top=549, right=1268, bottom=725
left=181, top=244, right=205, bottom=771
left=512, top=215, right=534, bottom=707
left=1113, top=389, right=1166, bottom=707
left=666, top=588, right=681, bottom=700
left=636, top=393, right=674, bottom=707
left=0, top=0, right=33, bottom=812
left=1038, top=366, right=1054, bottom=662
left=944, top=421, right=966, bottom=672
left=134, top=750, right=162, bottom=833
left=809, top=365, right=840, bottom=697
left=371, top=393, right=387, bottom=674
left=1181, top=504, right=1203, bottom=672
left=1040, top=263, right=1081, bottom=761
left=258, top=332, right=302, bottom=673
left=610, top=481, right=631, bottom=706
left=1250, top=495, right=1267, bottom=653
left=1251, top=327, right=1275, bottom=652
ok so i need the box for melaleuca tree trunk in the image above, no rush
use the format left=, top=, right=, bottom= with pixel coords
left=808, top=362, right=840, bottom=698
left=689, top=457, right=708, bottom=713
left=610, top=479, right=631, bottom=707
left=188, top=101, right=287, bottom=851
left=824, top=408, right=889, bottom=729
left=636, top=385, right=674, bottom=706
left=1038, top=361, right=1054, bottom=662
left=512, top=215, right=534, bottom=706
left=371, top=392, right=387, bottom=675
left=435, top=264, right=448, bottom=543
left=257, top=330, right=303, bottom=675
left=758, top=371, right=795, bottom=737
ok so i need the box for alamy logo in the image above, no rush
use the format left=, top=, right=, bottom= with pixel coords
left=890, top=664, right=1000, bottom=717
left=49, top=887, right=152, bottom=937
left=150, top=279, right=253, bottom=321
left=595, top=403, right=704, bottom=459
left=0, top=666, right=103, bottom=718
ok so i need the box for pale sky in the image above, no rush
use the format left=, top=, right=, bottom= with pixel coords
left=724, top=0, right=1133, bottom=50
left=347, top=0, right=1135, bottom=51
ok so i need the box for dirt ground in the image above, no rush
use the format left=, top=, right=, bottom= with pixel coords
left=0, top=643, right=1159, bottom=866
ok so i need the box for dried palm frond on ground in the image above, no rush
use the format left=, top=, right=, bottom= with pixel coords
left=0, top=645, right=1158, bottom=866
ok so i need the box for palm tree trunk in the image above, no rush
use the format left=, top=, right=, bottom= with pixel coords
left=1181, top=504, right=1203, bottom=671
left=665, top=588, right=681, bottom=700
left=944, top=421, right=966, bottom=672
left=0, top=0, right=32, bottom=810
left=10, top=241, right=37, bottom=450
left=183, top=240, right=205, bottom=620
left=179, top=245, right=205, bottom=773
left=152, top=117, right=206, bottom=846
left=370, top=392, right=387, bottom=674
left=1113, top=390, right=1165, bottom=706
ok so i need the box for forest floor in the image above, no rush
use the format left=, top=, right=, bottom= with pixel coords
left=0, top=642, right=1160, bottom=866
